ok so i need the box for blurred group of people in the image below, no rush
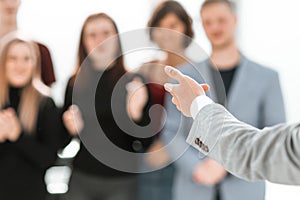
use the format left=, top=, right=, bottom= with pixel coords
left=0, top=0, right=286, bottom=200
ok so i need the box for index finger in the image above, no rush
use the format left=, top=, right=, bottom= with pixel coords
left=164, top=66, right=186, bottom=83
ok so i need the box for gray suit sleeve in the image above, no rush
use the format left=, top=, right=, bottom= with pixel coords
left=187, top=104, right=300, bottom=185
left=260, top=71, right=286, bottom=127
left=161, top=92, right=205, bottom=177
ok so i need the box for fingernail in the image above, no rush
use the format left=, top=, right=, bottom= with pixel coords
left=164, top=83, right=173, bottom=92
left=126, top=84, right=133, bottom=91
left=165, top=66, right=172, bottom=73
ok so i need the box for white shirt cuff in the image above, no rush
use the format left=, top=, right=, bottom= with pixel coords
left=190, top=95, right=213, bottom=119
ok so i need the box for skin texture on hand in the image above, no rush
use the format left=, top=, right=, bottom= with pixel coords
left=63, top=105, right=84, bottom=136
left=0, top=111, right=9, bottom=142
left=145, top=140, right=170, bottom=168
left=0, top=108, right=22, bottom=142
left=164, top=66, right=209, bottom=117
left=193, top=159, right=227, bottom=186
left=126, top=77, right=148, bottom=121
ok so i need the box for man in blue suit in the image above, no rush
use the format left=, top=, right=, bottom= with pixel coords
left=161, top=0, right=286, bottom=200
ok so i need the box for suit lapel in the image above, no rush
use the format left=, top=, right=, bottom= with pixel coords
left=227, top=56, right=250, bottom=111
left=200, top=55, right=251, bottom=111
left=198, top=59, right=219, bottom=102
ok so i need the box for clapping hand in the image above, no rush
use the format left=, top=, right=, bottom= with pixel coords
left=193, top=159, right=227, bottom=186
left=63, top=105, right=84, bottom=136
left=126, top=77, right=148, bottom=121
left=0, top=108, right=22, bottom=142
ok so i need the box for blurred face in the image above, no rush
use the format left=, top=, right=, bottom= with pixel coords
left=201, top=3, right=237, bottom=49
left=84, top=18, right=117, bottom=54
left=84, top=18, right=118, bottom=69
left=152, top=13, right=186, bottom=52
left=0, top=0, right=20, bottom=20
left=5, top=42, right=35, bottom=87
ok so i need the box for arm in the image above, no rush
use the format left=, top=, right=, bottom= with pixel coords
left=161, top=92, right=205, bottom=178
left=164, top=66, right=300, bottom=185
left=12, top=98, right=62, bottom=170
left=162, top=66, right=225, bottom=183
left=162, top=93, right=226, bottom=185
left=126, top=76, right=149, bottom=122
left=187, top=103, right=300, bottom=185
left=133, top=87, right=156, bottom=152
left=60, top=77, right=77, bottom=146
left=0, top=143, right=5, bottom=157
left=126, top=74, right=156, bottom=151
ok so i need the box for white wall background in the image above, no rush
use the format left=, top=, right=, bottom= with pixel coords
left=238, top=0, right=300, bottom=199
left=238, top=0, right=300, bottom=124
left=17, top=0, right=300, bottom=199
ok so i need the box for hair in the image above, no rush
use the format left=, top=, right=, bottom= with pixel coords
left=201, top=0, right=236, bottom=13
left=72, top=12, right=126, bottom=84
left=0, top=33, right=46, bottom=134
left=147, top=0, right=194, bottom=47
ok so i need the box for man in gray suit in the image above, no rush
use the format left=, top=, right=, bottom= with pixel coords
left=163, top=65, right=300, bottom=185
left=161, top=0, right=286, bottom=199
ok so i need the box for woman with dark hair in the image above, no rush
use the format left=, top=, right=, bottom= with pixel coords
left=61, top=13, right=152, bottom=200
left=0, top=33, right=61, bottom=200
left=136, top=1, right=194, bottom=200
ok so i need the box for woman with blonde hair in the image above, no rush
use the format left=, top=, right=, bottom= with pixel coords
left=0, top=33, right=62, bottom=200
left=0, top=0, right=56, bottom=86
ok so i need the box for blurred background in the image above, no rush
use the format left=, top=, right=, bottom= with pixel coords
left=16, top=0, right=300, bottom=199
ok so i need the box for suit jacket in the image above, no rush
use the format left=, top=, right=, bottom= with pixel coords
left=161, top=55, right=286, bottom=200
left=187, top=104, right=300, bottom=185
